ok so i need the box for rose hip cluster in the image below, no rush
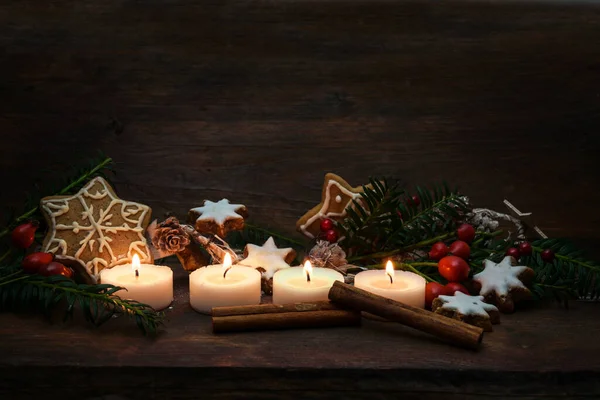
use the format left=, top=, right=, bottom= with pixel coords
left=12, top=221, right=74, bottom=279
left=425, top=223, right=475, bottom=309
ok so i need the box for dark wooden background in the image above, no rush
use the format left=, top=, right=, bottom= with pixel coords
left=1, top=2, right=600, bottom=398
left=1, top=0, right=599, bottom=243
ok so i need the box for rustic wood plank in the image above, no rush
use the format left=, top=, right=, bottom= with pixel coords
left=0, top=266, right=599, bottom=399
left=0, top=0, right=599, bottom=245
left=1, top=0, right=600, bottom=398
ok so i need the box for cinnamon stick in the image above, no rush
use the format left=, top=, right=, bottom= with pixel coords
left=212, top=301, right=361, bottom=333
left=328, top=281, right=484, bottom=350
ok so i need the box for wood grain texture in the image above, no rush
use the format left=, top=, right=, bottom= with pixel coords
left=0, top=0, right=599, bottom=244
left=0, top=266, right=599, bottom=399
left=1, top=0, right=600, bottom=398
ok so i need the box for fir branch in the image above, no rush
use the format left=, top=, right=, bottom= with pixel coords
left=0, top=155, right=113, bottom=240
left=340, top=180, right=469, bottom=261
left=339, top=177, right=404, bottom=255
left=0, top=273, right=163, bottom=335
left=525, top=238, right=600, bottom=301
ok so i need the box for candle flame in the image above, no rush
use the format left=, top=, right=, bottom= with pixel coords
left=132, top=253, right=141, bottom=278
left=222, top=252, right=233, bottom=278
left=385, top=260, right=394, bottom=284
left=304, top=260, right=313, bottom=282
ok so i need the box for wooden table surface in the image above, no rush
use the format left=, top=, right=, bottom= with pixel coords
left=1, top=0, right=600, bottom=398
left=0, top=265, right=599, bottom=400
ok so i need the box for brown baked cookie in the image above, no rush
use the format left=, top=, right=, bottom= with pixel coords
left=432, top=292, right=500, bottom=332
left=40, top=177, right=153, bottom=282
left=237, top=237, right=296, bottom=295
left=188, top=199, right=248, bottom=238
left=472, top=256, right=535, bottom=313
left=296, top=173, right=368, bottom=239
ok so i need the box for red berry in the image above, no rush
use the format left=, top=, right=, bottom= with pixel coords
left=506, top=247, right=520, bottom=259
left=411, top=195, right=420, bottom=206
left=425, top=282, right=449, bottom=309
left=449, top=240, right=470, bottom=260
left=438, top=255, right=470, bottom=282
left=541, top=249, right=555, bottom=263
left=11, top=222, right=38, bottom=249
left=39, top=261, right=73, bottom=279
left=456, top=224, right=476, bottom=243
left=320, top=218, right=334, bottom=232
left=325, top=229, right=338, bottom=243
left=22, top=252, right=54, bottom=274
left=519, top=242, right=533, bottom=256
left=445, top=282, right=469, bottom=295
left=429, top=241, right=449, bottom=261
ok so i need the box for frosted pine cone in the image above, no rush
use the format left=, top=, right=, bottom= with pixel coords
left=151, top=217, right=191, bottom=254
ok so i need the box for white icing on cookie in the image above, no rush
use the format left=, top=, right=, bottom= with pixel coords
left=237, top=237, right=294, bottom=279
left=41, top=177, right=151, bottom=280
left=191, top=199, right=245, bottom=225
left=335, top=195, right=342, bottom=203
left=473, top=256, right=530, bottom=297
left=437, top=292, right=499, bottom=317
left=300, top=179, right=362, bottom=239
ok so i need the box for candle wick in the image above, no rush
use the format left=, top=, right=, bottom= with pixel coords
left=135, top=269, right=139, bottom=278
left=306, top=271, right=311, bottom=283
left=387, top=272, right=393, bottom=284
left=223, top=267, right=231, bottom=279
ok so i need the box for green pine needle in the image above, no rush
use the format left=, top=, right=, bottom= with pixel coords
left=0, top=153, right=113, bottom=240
left=340, top=179, right=469, bottom=262
left=0, top=154, right=164, bottom=336
left=0, top=273, right=163, bottom=335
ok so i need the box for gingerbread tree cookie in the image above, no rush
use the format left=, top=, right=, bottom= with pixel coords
left=296, top=173, right=368, bottom=239
left=432, top=292, right=500, bottom=332
left=40, top=177, right=153, bottom=282
left=238, top=237, right=296, bottom=294
left=188, top=199, right=248, bottom=238
left=472, top=256, right=535, bottom=313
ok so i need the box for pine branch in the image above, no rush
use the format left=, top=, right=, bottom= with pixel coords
left=0, top=154, right=113, bottom=240
left=0, top=273, right=163, bottom=335
left=340, top=180, right=469, bottom=262
left=524, top=238, right=600, bottom=301
left=339, top=177, right=404, bottom=255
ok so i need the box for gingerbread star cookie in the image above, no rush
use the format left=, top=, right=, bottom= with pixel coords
left=432, top=292, right=500, bottom=332
left=296, top=173, right=368, bottom=239
left=472, top=256, right=535, bottom=313
left=238, top=237, right=296, bottom=294
left=40, top=177, right=153, bottom=282
left=188, top=199, right=248, bottom=238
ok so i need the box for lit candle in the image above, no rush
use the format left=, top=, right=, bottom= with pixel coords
left=99, top=254, right=174, bottom=310
left=354, top=260, right=426, bottom=308
left=189, top=253, right=262, bottom=314
left=272, top=260, right=343, bottom=304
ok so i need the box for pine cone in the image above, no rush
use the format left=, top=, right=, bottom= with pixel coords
left=151, top=217, right=191, bottom=254
left=308, top=240, right=354, bottom=274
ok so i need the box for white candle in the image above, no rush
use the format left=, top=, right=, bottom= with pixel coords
left=189, top=253, right=261, bottom=314
left=99, top=254, right=174, bottom=311
left=354, top=260, right=426, bottom=308
left=272, top=260, right=343, bottom=304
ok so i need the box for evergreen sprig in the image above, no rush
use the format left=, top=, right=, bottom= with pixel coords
left=0, top=273, right=163, bottom=335
left=341, top=180, right=469, bottom=262
left=0, top=154, right=164, bottom=335
left=0, top=152, right=113, bottom=240
left=338, top=177, right=403, bottom=257
left=524, top=238, right=599, bottom=304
